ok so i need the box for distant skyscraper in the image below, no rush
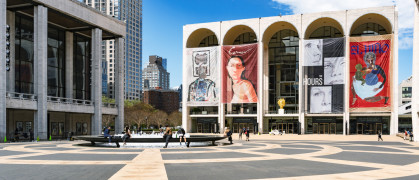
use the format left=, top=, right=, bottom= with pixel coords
left=143, top=55, right=170, bottom=90
left=83, top=0, right=142, bottom=100
left=162, top=58, right=167, bottom=70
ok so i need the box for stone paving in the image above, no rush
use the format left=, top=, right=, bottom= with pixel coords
left=0, top=135, right=418, bottom=180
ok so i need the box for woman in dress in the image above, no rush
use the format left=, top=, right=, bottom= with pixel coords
left=226, top=56, right=258, bottom=103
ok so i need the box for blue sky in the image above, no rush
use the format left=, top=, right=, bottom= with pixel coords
left=142, top=0, right=414, bottom=88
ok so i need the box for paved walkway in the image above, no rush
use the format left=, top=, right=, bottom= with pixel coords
left=0, top=135, right=418, bottom=180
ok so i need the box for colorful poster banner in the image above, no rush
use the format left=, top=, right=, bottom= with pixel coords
left=186, top=47, right=219, bottom=106
left=222, top=43, right=258, bottom=103
left=303, top=38, right=345, bottom=113
left=349, top=35, right=392, bottom=111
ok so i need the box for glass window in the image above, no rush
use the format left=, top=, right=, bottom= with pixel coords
left=73, top=34, right=91, bottom=100
left=351, top=23, right=388, bottom=37
left=15, top=15, right=34, bottom=94
left=47, top=26, right=66, bottom=97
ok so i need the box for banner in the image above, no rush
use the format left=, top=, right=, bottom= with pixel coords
left=303, top=38, right=345, bottom=113
left=349, top=35, right=392, bottom=112
left=222, top=43, right=258, bottom=103
left=186, top=47, right=219, bottom=106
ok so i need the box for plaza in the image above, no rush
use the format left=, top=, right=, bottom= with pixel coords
left=1, top=135, right=419, bottom=179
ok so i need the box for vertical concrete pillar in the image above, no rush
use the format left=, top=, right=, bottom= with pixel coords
left=257, top=42, right=263, bottom=133
left=91, top=28, right=102, bottom=135
left=65, top=31, right=73, bottom=99
left=344, top=34, right=350, bottom=135
left=182, top=39, right=189, bottom=132
left=412, top=2, right=419, bottom=141
left=6, top=11, right=15, bottom=92
left=34, top=5, right=48, bottom=140
left=115, top=37, right=124, bottom=134
left=218, top=45, right=225, bottom=134
left=391, top=8, right=399, bottom=135
left=298, top=31, right=305, bottom=134
left=0, top=0, right=7, bottom=140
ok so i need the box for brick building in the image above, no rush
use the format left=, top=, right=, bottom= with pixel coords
left=143, top=89, right=179, bottom=113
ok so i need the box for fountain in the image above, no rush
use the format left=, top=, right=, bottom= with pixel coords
left=74, top=132, right=226, bottom=148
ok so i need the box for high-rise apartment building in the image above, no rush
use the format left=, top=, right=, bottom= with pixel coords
left=143, top=55, right=170, bottom=90
left=83, top=0, right=142, bottom=100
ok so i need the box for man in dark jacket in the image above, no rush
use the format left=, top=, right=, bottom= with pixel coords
left=103, top=127, right=112, bottom=143
left=178, top=127, right=187, bottom=146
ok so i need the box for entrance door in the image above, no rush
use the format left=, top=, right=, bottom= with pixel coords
left=233, top=123, right=239, bottom=133
left=330, top=123, right=336, bottom=134
left=357, top=123, right=363, bottom=134
left=248, top=123, right=254, bottom=133
left=319, top=123, right=329, bottom=134
left=313, top=123, right=319, bottom=134
left=376, top=123, right=383, bottom=134
left=278, top=123, right=287, bottom=134
left=288, top=123, right=294, bottom=134
left=197, top=123, right=203, bottom=133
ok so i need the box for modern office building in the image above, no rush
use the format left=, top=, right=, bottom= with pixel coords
left=83, top=0, right=142, bottom=100
left=412, top=0, right=419, bottom=141
left=0, top=0, right=125, bottom=141
left=142, top=55, right=170, bottom=90
left=183, top=6, right=400, bottom=135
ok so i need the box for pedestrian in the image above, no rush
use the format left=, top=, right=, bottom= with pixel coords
left=104, top=126, right=112, bottom=143
left=29, top=129, right=34, bottom=142
left=14, top=128, right=19, bottom=142
left=245, top=127, right=250, bottom=141
left=378, top=131, right=383, bottom=141
left=225, top=127, right=233, bottom=144
left=177, top=126, right=187, bottom=147
left=238, top=128, right=243, bottom=140
left=410, top=131, right=414, bottom=142
left=122, top=126, right=131, bottom=145
left=163, top=125, right=172, bottom=148
left=404, top=129, right=408, bottom=140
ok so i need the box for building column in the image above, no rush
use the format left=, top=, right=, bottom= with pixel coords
left=344, top=35, right=350, bottom=135
left=0, top=0, right=7, bottom=140
left=298, top=35, right=305, bottom=134
left=91, top=28, right=102, bottom=135
left=6, top=10, right=15, bottom=92
left=412, top=2, right=419, bottom=141
left=65, top=32, right=73, bottom=99
left=257, top=42, right=263, bottom=133
left=33, top=5, right=48, bottom=140
left=391, top=9, right=399, bottom=135
left=218, top=45, right=225, bottom=134
left=115, top=37, right=124, bottom=134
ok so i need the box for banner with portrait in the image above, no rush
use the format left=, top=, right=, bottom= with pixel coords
left=186, top=46, right=219, bottom=106
left=222, top=43, right=258, bottom=103
left=303, top=38, right=345, bottom=113
left=349, top=35, right=392, bottom=112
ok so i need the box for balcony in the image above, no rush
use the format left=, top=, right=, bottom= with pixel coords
left=6, top=92, right=37, bottom=101
left=47, top=96, right=93, bottom=106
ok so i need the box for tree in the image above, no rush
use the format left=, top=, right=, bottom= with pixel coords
left=102, top=96, right=115, bottom=104
left=149, top=110, right=168, bottom=128
left=102, top=114, right=114, bottom=128
left=168, top=111, right=182, bottom=127
left=124, top=101, right=156, bottom=130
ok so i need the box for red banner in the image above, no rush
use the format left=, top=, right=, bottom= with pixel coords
left=222, top=44, right=258, bottom=103
left=349, top=39, right=391, bottom=109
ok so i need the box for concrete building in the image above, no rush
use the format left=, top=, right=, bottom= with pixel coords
left=183, top=6, right=400, bottom=135
left=0, top=0, right=125, bottom=141
left=399, top=76, right=412, bottom=105
left=83, top=0, right=142, bottom=100
left=412, top=0, right=419, bottom=141
left=142, top=55, right=170, bottom=90
left=143, top=89, right=179, bottom=114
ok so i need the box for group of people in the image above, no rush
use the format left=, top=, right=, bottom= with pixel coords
left=224, top=127, right=251, bottom=144
left=404, top=130, right=414, bottom=142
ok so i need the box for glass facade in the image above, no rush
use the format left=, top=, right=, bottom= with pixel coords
left=14, top=15, right=34, bottom=94
left=233, top=32, right=257, bottom=45
left=47, top=27, right=66, bottom=97
left=199, top=35, right=218, bottom=47
left=402, top=87, right=412, bottom=98
left=349, top=116, right=390, bottom=135
left=268, top=29, right=299, bottom=113
left=306, top=117, right=343, bottom=134
left=309, top=26, right=343, bottom=39
left=73, top=34, right=92, bottom=100
left=351, top=23, right=388, bottom=36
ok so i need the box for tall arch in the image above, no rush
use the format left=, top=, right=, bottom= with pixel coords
left=223, top=25, right=257, bottom=45
left=350, top=13, right=392, bottom=36
left=262, top=21, right=299, bottom=44
left=186, top=28, right=219, bottom=48
left=304, top=17, right=344, bottom=39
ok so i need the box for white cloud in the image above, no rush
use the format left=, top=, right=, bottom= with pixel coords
left=272, top=0, right=414, bottom=49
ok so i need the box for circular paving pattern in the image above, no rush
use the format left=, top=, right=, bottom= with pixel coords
left=1, top=137, right=419, bottom=179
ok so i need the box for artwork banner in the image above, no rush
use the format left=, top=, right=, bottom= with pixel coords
left=349, top=35, right=392, bottom=111
left=186, top=46, right=219, bottom=106
left=303, top=38, right=345, bottom=113
left=222, top=43, right=258, bottom=104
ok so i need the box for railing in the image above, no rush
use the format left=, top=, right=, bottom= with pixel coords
left=102, top=103, right=117, bottom=108
left=189, top=111, right=218, bottom=115
left=265, top=110, right=299, bottom=114
left=6, top=92, right=37, bottom=101
left=226, top=111, right=257, bottom=115
left=47, top=96, right=93, bottom=106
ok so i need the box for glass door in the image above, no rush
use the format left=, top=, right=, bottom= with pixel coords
left=376, top=123, right=383, bottom=134
left=279, top=123, right=287, bottom=134
left=233, top=123, right=239, bottom=133
left=313, top=123, right=319, bottom=134
left=203, top=123, right=210, bottom=133
left=249, top=123, right=254, bottom=133
left=288, top=123, right=294, bottom=134
left=330, top=123, right=336, bottom=134
left=357, top=123, right=363, bottom=134
left=197, top=123, right=203, bottom=133
left=320, top=123, right=329, bottom=134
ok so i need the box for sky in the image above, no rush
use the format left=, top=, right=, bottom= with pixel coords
left=142, top=0, right=415, bottom=88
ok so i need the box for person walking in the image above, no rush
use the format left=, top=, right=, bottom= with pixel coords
left=404, top=129, right=408, bottom=140
left=378, top=131, right=383, bottom=141
left=238, top=128, right=243, bottom=140
left=225, top=127, right=233, bottom=144
left=163, top=125, right=172, bottom=148
left=103, top=126, right=112, bottom=143
left=245, top=127, right=250, bottom=141
left=122, top=126, right=131, bottom=145
left=177, top=126, right=187, bottom=146
left=410, top=131, right=414, bottom=142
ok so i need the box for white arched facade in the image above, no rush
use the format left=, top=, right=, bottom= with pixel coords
left=183, top=6, right=399, bottom=135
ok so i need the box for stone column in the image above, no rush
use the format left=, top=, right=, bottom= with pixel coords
left=298, top=34, right=305, bottom=134
left=412, top=1, right=419, bottom=142
left=344, top=35, right=350, bottom=135
left=115, top=37, right=124, bottom=134
left=391, top=8, right=399, bottom=135
left=33, top=5, right=48, bottom=140
left=6, top=11, right=15, bottom=92
left=257, top=42, right=263, bottom=134
left=218, top=45, right=224, bottom=134
left=182, top=42, right=189, bottom=132
left=0, top=0, right=7, bottom=140
left=91, top=28, right=102, bottom=135
left=65, top=32, right=73, bottom=99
